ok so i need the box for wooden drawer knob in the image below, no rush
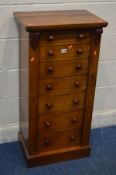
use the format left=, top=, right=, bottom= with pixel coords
left=77, top=48, right=83, bottom=54
left=75, top=81, right=80, bottom=87
left=48, top=67, right=53, bottom=73
left=45, top=121, right=51, bottom=127
left=48, top=35, right=54, bottom=41
left=78, top=33, right=85, bottom=39
left=73, top=99, right=79, bottom=105
left=48, top=50, right=54, bottom=56
left=46, top=103, right=52, bottom=109
left=47, top=84, right=53, bottom=90
left=69, top=135, right=76, bottom=141
left=76, top=64, right=81, bottom=70
left=72, top=118, right=78, bottom=123
left=45, top=139, right=50, bottom=145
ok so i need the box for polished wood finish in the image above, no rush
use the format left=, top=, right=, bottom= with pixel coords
left=39, top=59, right=88, bottom=78
left=14, top=10, right=108, bottom=167
left=39, top=76, right=87, bottom=95
left=19, top=132, right=91, bottom=167
left=38, top=111, right=83, bottom=134
left=39, top=30, right=91, bottom=46
left=19, top=26, right=29, bottom=144
left=40, top=43, right=90, bottom=61
left=14, top=10, right=107, bottom=31
left=38, top=129, right=81, bottom=152
left=81, top=28, right=103, bottom=145
left=38, top=93, right=85, bottom=114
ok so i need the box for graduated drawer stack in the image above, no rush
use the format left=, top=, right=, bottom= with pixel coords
left=38, top=30, right=91, bottom=153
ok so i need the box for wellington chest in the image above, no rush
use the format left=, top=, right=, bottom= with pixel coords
left=14, top=10, right=108, bottom=167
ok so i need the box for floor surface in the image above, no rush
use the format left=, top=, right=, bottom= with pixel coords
left=0, top=126, right=116, bottom=175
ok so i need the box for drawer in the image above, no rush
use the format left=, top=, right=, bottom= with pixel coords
left=39, top=44, right=90, bottom=62
left=38, top=111, right=83, bottom=134
left=39, top=76, right=87, bottom=95
left=40, top=30, right=91, bottom=46
left=39, top=60, right=88, bottom=78
left=38, top=93, right=85, bottom=114
left=38, top=129, right=81, bottom=152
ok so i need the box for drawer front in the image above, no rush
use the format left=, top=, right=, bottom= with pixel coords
left=40, top=30, right=91, bottom=46
left=38, top=129, right=81, bottom=152
left=38, top=111, right=83, bottom=134
left=38, top=93, right=85, bottom=114
left=39, top=60, right=88, bottom=78
left=39, top=76, right=87, bottom=95
left=39, top=44, right=90, bottom=62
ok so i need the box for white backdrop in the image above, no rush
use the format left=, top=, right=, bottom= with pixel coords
left=0, top=0, right=116, bottom=143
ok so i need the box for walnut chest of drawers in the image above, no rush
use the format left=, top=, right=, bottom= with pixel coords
left=14, top=10, right=108, bottom=167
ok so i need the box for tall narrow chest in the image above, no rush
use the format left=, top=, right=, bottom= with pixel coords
left=14, top=10, right=108, bottom=167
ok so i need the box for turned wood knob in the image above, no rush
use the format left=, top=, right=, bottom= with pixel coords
left=46, top=103, right=52, bottom=109
left=69, top=135, right=76, bottom=141
left=75, top=81, right=80, bottom=87
left=76, top=64, right=81, bottom=70
left=78, top=33, right=85, bottom=39
left=48, top=50, right=54, bottom=56
left=45, top=139, right=50, bottom=145
left=72, top=118, right=78, bottom=123
left=45, top=121, right=51, bottom=127
left=73, top=99, right=79, bottom=105
left=48, top=66, right=53, bottom=73
left=77, top=48, right=83, bottom=54
left=47, top=84, right=53, bottom=90
left=48, top=35, right=54, bottom=41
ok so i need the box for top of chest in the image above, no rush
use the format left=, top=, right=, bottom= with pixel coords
left=14, top=10, right=108, bottom=31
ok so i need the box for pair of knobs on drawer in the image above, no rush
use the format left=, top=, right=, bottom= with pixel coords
left=44, top=135, right=76, bottom=145
left=48, top=33, right=85, bottom=41
left=46, top=99, right=79, bottom=109
left=46, top=81, right=80, bottom=90
left=45, top=118, right=78, bottom=128
left=48, top=48, right=83, bottom=56
left=47, top=64, right=82, bottom=73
